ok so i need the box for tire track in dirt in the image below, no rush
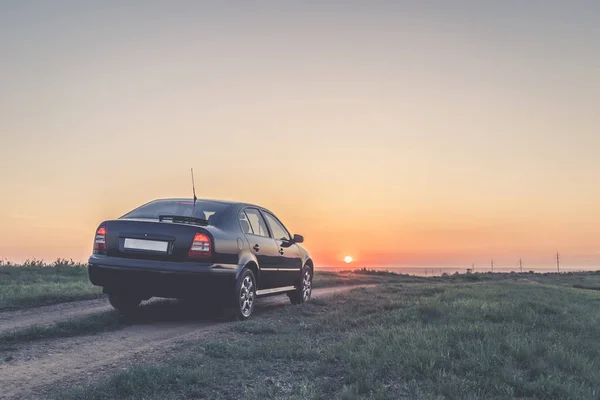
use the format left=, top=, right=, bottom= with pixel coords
left=0, top=297, right=174, bottom=335
left=0, top=285, right=371, bottom=400
left=0, top=298, right=110, bottom=334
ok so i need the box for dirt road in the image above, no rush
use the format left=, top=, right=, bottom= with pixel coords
left=0, top=285, right=367, bottom=400
left=0, top=298, right=111, bottom=335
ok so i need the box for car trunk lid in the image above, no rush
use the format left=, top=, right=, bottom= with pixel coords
left=104, top=218, right=214, bottom=262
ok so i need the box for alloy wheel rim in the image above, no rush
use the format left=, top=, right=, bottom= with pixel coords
left=239, top=275, right=255, bottom=317
left=302, top=270, right=312, bottom=301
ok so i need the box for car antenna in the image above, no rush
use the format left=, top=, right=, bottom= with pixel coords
left=190, top=168, right=198, bottom=203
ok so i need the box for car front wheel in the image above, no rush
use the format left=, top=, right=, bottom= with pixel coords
left=232, top=268, right=257, bottom=320
left=289, top=266, right=312, bottom=305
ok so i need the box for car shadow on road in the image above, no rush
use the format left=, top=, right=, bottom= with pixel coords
left=119, top=296, right=289, bottom=325
left=117, top=298, right=221, bottom=324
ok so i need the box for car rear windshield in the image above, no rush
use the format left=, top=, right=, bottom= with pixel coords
left=120, top=200, right=230, bottom=225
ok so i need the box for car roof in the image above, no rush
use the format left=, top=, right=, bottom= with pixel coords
left=156, top=198, right=264, bottom=209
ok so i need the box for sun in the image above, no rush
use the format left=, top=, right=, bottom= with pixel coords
left=344, top=256, right=353, bottom=264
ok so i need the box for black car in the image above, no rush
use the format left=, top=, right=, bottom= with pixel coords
left=88, top=198, right=313, bottom=320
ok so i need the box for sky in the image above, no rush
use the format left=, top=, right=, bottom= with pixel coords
left=1, top=1, right=599, bottom=269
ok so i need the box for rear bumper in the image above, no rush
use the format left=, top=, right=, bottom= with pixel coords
left=88, top=255, right=239, bottom=298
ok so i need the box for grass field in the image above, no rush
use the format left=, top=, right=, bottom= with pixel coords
left=0, top=259, right=103, bottom=310
left=5, top=258, right=598, bottom=312
left=6, top=260, right=600, bottom=399
left=56, top=273, right=600, bottom=400
left=313, top=268, right=432, bottom=287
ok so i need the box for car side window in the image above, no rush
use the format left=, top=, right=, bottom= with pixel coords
left=244, top=208, right=270, bottom=237
left=263, top=212, right=291, bottom=241
left=238, top=211, right=253, bottom=234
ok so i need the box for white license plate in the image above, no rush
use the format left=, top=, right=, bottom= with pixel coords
left=123, top=238, right=169, bottom=253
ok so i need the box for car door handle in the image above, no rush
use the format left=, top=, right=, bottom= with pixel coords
left=253, top=244, right=260, bottom=252
left=279, top=248, right=284, bottom=255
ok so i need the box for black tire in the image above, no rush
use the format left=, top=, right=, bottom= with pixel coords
left=108, top=293, right=141, bottom=314
left=289, top=265, right=312, bottom=305
left=231, top=268, right=257, bottom=321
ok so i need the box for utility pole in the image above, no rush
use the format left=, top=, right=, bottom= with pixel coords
left=519, top=258, right=523, bottom=273
left=557, top=252, right=560, bottom=273
left=491, top=260, right=494, bottom=273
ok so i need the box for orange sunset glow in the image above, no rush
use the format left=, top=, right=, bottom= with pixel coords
left=1, top=3, right=599, bottom=271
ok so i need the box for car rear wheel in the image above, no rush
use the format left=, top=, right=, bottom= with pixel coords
left=289, top=266, right=312, bottom=305
left=108, top=293, right=141, bottom=314
left=232, top=268, right=256, bottom=320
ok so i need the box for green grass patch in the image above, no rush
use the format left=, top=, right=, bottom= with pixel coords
left=0, top=259, right=102, bottom=310
left=573, top=284, right=600, bottom=291
left=313, top=269, right=431, bottom=287
left=57, top=278, right=600, bottom=400
left=0, top=311, right=123, bottom=348
left=439, top=269, right=600, bottom=288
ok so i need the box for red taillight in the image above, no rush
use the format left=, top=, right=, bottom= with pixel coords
left=188, top=233, right=211, bottom=259
left=93, top=225, right=106, bottom=254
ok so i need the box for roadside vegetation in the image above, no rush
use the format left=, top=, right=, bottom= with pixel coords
left=0, top=259, right=103, bottom=310
left=440, top=269, right=600, bottom=289
left=313, top=268, right=430, bottom=287
left=6, top=259, right=600, bottom=399
left=58, top=272, right=600, bottom=400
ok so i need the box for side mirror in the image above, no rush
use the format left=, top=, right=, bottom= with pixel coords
left=293, top=234, right=304, bottom=243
